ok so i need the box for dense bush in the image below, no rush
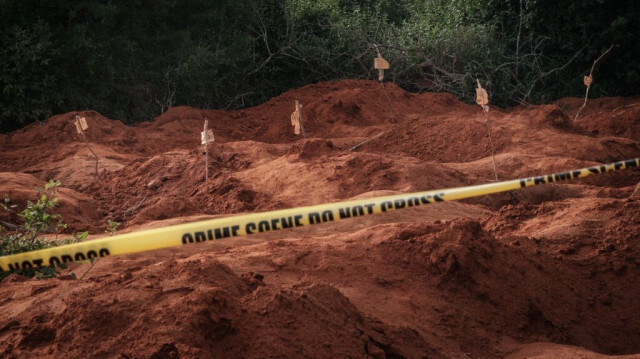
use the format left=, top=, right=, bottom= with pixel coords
left=1, top=0, right=638, bottom=132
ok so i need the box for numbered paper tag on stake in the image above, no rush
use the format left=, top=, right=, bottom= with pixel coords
left=78, top=116, right=88, bottom=131
left=75, top=116, right=89, bottom=134
left=291, top=101, right=302, bottom=135
left=374, top=56, right=390, bottom=81
left=201, top=129, right=215, bottom=145
left=475, top=79, right=490, bottom=112
left=292, top=118, right=301, bottom=135
left=374, top=57, right=390, bottom=70
left=475, top=87, right=489, bottom=107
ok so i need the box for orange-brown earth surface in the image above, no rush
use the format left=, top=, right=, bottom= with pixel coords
left=1, top=79, right=639, bottom=358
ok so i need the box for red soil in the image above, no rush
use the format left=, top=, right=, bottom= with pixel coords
left=1, top=79, right=639, bottom=358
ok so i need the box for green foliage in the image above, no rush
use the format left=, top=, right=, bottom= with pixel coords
left=20, top=180, right=66, bottom=240
left=0, top=180, right=86, bottom=279
left=0, top=0, right=638, bottom=132
left=480, top=0, right=640, bottom=104
left=105, top=220, right=120, bottom=236
left=0, top=19, right=60, bottom=131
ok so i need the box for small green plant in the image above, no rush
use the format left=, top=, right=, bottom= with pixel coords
left=1, top=194, right=17, bottom=221
left=1, top=180, right=87, bottom=279
left=105, top=219, right=120, bottom=236
left=20, top=180, right=66, bottom=240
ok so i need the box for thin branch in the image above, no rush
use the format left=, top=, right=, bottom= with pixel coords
left=0, top=220, right=23, bottom=231
left=485, top=110, right=499, bottom=181
left=376, top=43, right=455, bottom=77
left=75, top=116, right=100, bottom=179
left=121, top=195, right=148, bottom=220
left=520, top=44, right=586, bottom=104
left=574, top=44, right=615, bottom=122
left=612, top=102, right=640, bottom=112
left=225, top=92, right=254, bottom=110
left=379, top=82, right=396, bottom=121
left=515, top=0, right=523, bottom=79
left=589, top=44, right=616, bottom=75
left=78, top=258, right=99, bottom=280
left=245, top=1, right=308, bottom=77
left=349, top=131, right=387, bottom=152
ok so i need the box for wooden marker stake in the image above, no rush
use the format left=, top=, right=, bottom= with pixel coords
left=476, top=79, right=499, bottom=181
left=291, top=101, right=306, bottom=138
left=201, top=118, right=215, bottom=180
left=373, top=46, right=390, bottom=81
left=574, top=44, right=615, bottom=122
left=475, top=79, right=489, bottom=112
left=373, top=46, right=395, bottom=121
left=74, top=115, right=100, bottom=178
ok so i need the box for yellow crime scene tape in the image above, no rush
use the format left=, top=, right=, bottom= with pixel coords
left=1, top=158, right=638, bottom=272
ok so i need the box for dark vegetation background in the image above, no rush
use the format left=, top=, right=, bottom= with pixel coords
left=1, top=0, right=638, bottom=132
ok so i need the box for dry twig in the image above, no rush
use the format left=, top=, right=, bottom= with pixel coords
left=349, top=131, right=387, bottom=152
left=476, top=79, right=499, bottom=181
left=75, top=116, right=100, bottom=178
left=78, top=258, right=99, bottom=280
left=204, top=119, right=209, bottom=180
left=612, top=102, right=640, bottom=112
left=574, top=44, right=615, bottom=122
left=122, top=195, right=148, bottom=220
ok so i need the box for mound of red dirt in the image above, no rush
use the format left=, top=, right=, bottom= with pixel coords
left=3, top=258, right=436, bottom=358
left=555, top=96, right=640, bottom=140
left=0, top=172, right=101, bottom=232
left=1, top=79, right=639, bottom=358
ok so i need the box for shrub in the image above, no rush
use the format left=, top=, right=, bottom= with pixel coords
left=0, top=180, right=87, bottom=279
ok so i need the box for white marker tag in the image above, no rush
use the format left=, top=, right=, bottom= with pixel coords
left=291, top=102, right=302, bottom=135
left=201, top=129, right=215, bottom=144
left=78, top=116, right=88, bottom=131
